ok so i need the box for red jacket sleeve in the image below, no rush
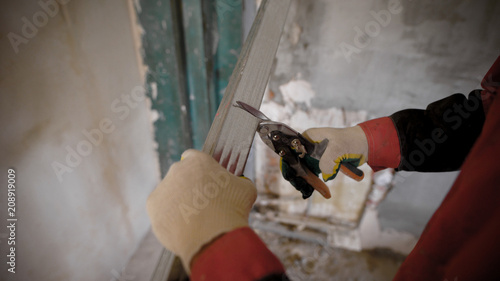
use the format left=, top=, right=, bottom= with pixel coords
left=358, top=117, right=401, bottom=171
left=190, top=227, right=287, bottom=281
left=358, top=55, right=500, bottom=173
left=360, top=56, right=499, bottom=173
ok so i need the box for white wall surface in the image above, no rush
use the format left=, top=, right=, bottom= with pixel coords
left=0, top=1, right=159, bottom=280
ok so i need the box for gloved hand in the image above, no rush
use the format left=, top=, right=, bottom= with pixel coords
left=147, top=149, right=257, bottom=273
left=280, top=126, right=368, bottom=198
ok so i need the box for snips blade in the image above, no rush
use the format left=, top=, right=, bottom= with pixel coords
left=234, top=101, right=271, bottom=121
left=234, top=101, right=277, bottom=150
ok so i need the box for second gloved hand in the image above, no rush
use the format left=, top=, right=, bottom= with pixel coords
left=280, top=126, right=368, bottom=198
left=147, top=149, right=257, bottom=273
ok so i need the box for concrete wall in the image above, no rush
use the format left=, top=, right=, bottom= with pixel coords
left=270, top=0, right=499, bottom=236
left=0, top=1, right=158, bottom=280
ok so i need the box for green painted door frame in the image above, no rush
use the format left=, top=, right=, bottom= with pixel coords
left=137, top=0, right=243, bottom=176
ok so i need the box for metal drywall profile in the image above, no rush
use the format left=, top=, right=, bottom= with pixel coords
left=203, top=0, right=290, bottom=175
left=150, top=0, right=290, bottom=280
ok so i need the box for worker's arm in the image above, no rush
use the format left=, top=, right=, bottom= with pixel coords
left=190, top=227, right=288, bottom=281
left=284, top=90, right=487, bottom=184
left=385, top=90, right=485, bottom=172
left=367, top=56, right=498, bottom=172
left=281, top=57, right=500, bottom=184
left=147, top=149, right=287, bottom=281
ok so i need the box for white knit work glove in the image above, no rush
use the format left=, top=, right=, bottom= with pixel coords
left=146, top=149, right=257, bottom=273
left=302, top=126, right=368, bottom=181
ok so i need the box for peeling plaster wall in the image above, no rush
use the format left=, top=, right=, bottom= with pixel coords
left=270, top=0, right=499, bottom=236
left=0, top=1, right=158, bottom=280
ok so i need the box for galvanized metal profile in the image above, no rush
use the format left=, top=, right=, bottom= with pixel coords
left=203, top=0, right=291, bottom=175
left=150, top=0, right=290, bottom=279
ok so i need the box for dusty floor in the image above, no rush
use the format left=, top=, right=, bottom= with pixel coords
left=256, top=230, right=405, bottom=281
